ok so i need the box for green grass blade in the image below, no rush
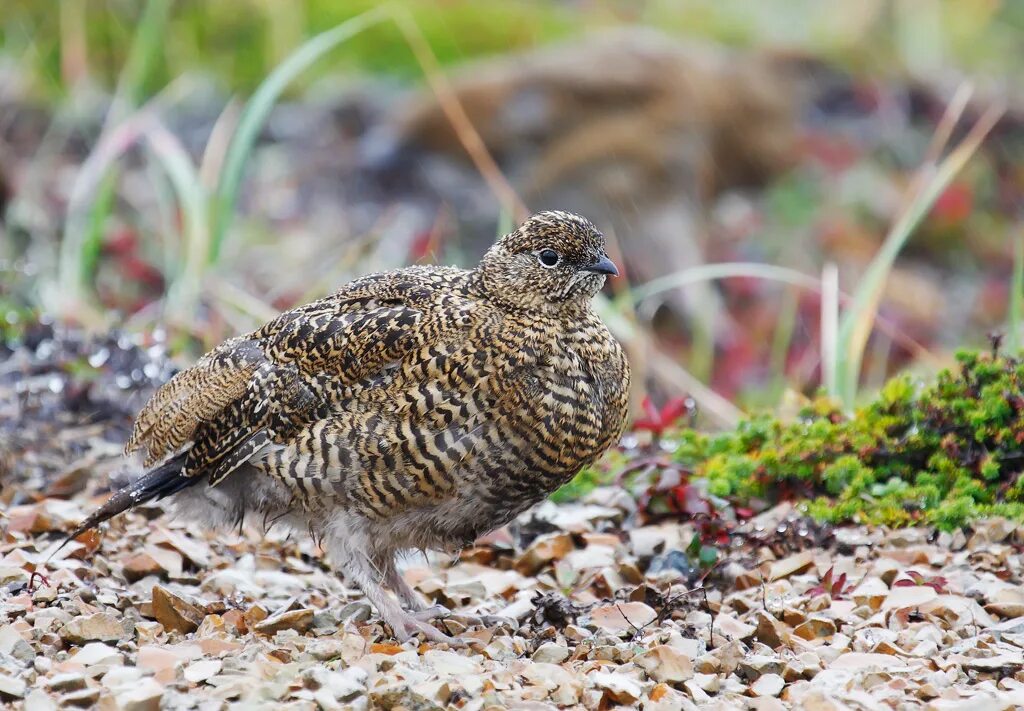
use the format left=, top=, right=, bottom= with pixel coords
left=1011, top=232, right=1024, bottom=354
left=820, top=262, right=839, bottom=397
left=627, top=262, right=825, bottom=308
left=768, top=286, right=800, bottom=402
left=835, top=103, right=1003, bottom=406
left=143, top=121, right=208, bottom=321
left=210, top=5, right=391, bottom=262
left=111, top=0, right=172, bottom=114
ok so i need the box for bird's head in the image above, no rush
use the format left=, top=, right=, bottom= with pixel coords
left=478, top=211, right=619, bottom=312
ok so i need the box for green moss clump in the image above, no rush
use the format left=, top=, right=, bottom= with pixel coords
left=675, top=350, right=1024, bottom=530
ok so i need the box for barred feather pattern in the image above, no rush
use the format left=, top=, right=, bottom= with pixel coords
left=100, top=211, right=629, bottom=639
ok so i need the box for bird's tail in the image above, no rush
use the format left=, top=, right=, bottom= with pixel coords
left=53, top=452, right=193, bottom=556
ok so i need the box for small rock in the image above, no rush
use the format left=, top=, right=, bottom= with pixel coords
left=254, top=608, right=313, bottom=635
left=635, top=644, right=694, bottom=683
left=882, top=584, right=937, bottom=610
left=370, top=684, right=444, bottom=711
left=31, top=586, right=58, bottom=604
left=753, top=610, right=790, bottom=648
left=794, top=617, right=837, bottom=641
left=716, top=613, right=756, bottom=640
left=769, top=552, right=814, bottom=580
left=514, top=533, right=575, bottom=575
left=693, top=672, right=720, bottom=692
left=183, top=659, right=222, bottom=684
left=71, top=642, right=123, bottom=667
left=23, top=689, right=57, bottom=711
left=0, top=673, right=26, bottom=699
left=59, top=612, right=125, bottom=644
left=589, top=602, right=657, bottom=635
left=532, top=642, right=570, bottom=664
left=58, top=688, right=100, bottom=708
left=694, top=653, right=721, bottom=674
left=968, top=517, right=1017, bottom=548
left=750, top=673, right=785, bottom=697
left=115, top=679, right=165, bottom=711
left=851, top=577, right=888, bottom=610
left=738, top=654, right=784, bottom=680
left=151, top=586, right=204, bottom=635
left=122, top=553, right=166, bottom=582
left=590, top=671, right=642, bottom=705
left=564, top=624, right=591, bottom=642
left=683, top=678, right=711, bottom=703
left=47, top=673, right=86, bottom=693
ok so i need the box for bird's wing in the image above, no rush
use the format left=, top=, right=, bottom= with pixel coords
left=125, top=269, right=477, bottom=480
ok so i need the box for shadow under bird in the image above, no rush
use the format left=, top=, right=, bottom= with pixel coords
left=65, top=211, right=630, bottom=642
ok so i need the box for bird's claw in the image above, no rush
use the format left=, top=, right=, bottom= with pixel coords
left=410, top=604, right=452, bottom=622
left=388, top=612, right=459, bottom=646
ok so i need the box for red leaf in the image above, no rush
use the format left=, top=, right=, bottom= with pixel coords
left=831, top=572, right=848, bottom=598
left=931, top=182, right=974, bottom=224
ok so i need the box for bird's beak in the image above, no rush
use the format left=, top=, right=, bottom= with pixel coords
left=585, top=254, right=619, bottom=277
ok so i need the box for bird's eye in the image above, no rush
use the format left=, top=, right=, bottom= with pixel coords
left=538, top=249, right=560, bottom=268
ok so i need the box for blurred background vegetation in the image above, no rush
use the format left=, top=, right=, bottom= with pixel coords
left=2, top=0, right=1023, bottom=418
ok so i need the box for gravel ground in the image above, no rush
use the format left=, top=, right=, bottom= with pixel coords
left=2, top=329, right=1024, bottom=709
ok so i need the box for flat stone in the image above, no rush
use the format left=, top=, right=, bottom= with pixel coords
left=738, top=654, right=784, bottom=680
left=882, top=585, right=937, bottom=610
left=183, top=659, right=222, bottom=684
left=794, top=617, right=837, bottom=641
left=514, top=533, right=575, bottom=575
left=58, top=688, right=100, bottom=708
left=254, top=608, right=313, bottom=635
left=750, top=673, right=785, bottom=697
left=46, top=673, right=87, bottom=693
left=589, top=602, right=657, bottom=635
left=122, top=553, right=166, bottom=582
left=532, top=642, right=570, bottom=664
left=589, top=671, right=643, bottom=705
left=753, top=610, right=790, bottom=648
left=70, top=642, right=123, bottom=667
left=769, top=552, right=814, bottom=580
left=151, top=586, right=204, bottom=635
left=635, top=644, right=694, bottom=683
left=115, top=679, right=165, bottom=711
left=59, top=612, right=125, bottom=644
left=0, top=673, right=26, bottom=699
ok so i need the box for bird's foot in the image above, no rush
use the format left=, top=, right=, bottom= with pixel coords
left=385, top=610, right=459, bottom=646
left=410, top=604, right=452, bottom=622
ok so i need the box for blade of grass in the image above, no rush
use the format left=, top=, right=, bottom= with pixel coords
left=626, top=260, right=940, bottom=385
left=55, top=110, right=156, bottom=318
left=768, top=285, right=800, bottom=401
left=390, top=6, right=528, bottom=223
left=628, top=262, right=826, bottom=306
left=107, top=0, right=172, bottom=119
left=836, top=101, right=1004, bottom=405
left=210, top=5, right=391, bottom=262
left=143, top=120, right=209, bottom=323
left=1010, top=231, right=1024, bottom=354
left=821, top=262, right=839, bottom=396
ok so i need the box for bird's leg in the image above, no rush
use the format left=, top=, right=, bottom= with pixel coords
left=346, top=552, right=455, bottom=644
left=377, top=555, right=453, bottom=621
left=376, top=553, right=513, bottom=629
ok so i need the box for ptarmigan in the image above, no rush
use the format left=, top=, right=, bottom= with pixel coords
left=69, top=211, right=631, bottom=641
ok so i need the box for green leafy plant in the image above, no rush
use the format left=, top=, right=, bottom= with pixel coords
left=665, top=346, right=1024, bottom=530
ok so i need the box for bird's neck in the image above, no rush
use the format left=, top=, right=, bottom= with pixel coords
left=472, top=267, right=594, bottom=321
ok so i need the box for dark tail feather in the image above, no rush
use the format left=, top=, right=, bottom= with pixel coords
left=51, top=452, right=194, bottom=558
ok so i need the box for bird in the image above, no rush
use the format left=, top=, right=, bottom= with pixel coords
left=66, top=210, right=630, bottom=642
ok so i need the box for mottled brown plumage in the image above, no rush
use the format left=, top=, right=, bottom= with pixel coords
left=76, top=211, right=630, bottom=641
